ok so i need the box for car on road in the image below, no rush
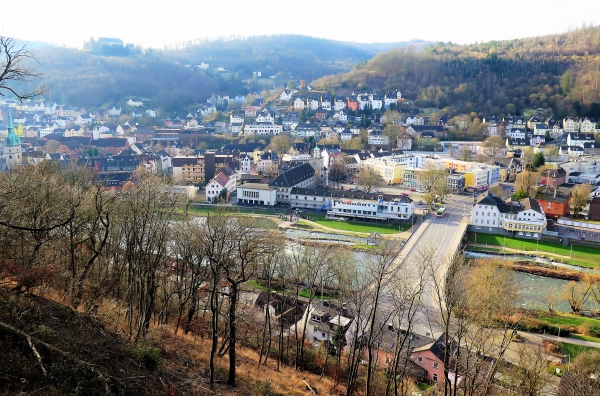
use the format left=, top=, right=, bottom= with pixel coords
left=402, top=193, right=409, bottom=197
left=374, top=189, right=382, bottom=193
left=409, top=188, right=417, bottom=192
left=580, top=236, right=586, bottom=240
left=567, top=228, right=574, bottom=232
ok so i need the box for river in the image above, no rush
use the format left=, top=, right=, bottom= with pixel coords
left=465, top=252, right=598, bottom=312
left=282, top=228, right=598, bottom=313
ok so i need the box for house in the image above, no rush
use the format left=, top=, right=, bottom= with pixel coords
left=563, top=117, right=579, bottom=133
left=487, top=157, right=522, bottom=182
left=268, top=163, right=317, bottom=204
left=346, top=95, right=359, bottom=111
left=411, top=334, right=455, bottom=386
left=293, top=97, right=306, bottom=110
left=245, top=107, right=259, bottom=117
left=535, top=186, right=571, bottom=219
left=244, top=123, right=282, bottom=136
left=540, top=167, right=566, bottom=187
left=506, top=138, right=529, bottom=150
left=146, top=108, right=157, bottom=118
left=293, top=123, right=320, bottom=138
left=368, top=131, right=390, bottom=147
left=256, top=151, right=279, bottom=173
left=295, top=301, right=353, bottom=347
left=369, top=94, right=383, bottom=110
left=333, top=98, right=346, bottom=111
left=533, top=123, right=548, bottom=136
left=567, top=132, right=595, bottom=147
left=384, top=91, right=401, bottom=108
left=205, top=166, right=236, bottom=202
left=580, top=117, right=596, bottom=133
left=280, top=89, right=293, bottom=101
left=471, top=192, right=547, bottom=238
left=93, top=137, right=130, bottom=155
left=256, top=111, right=274, bottom=124
left=126, top=98, right=143, bottom=107
left=108, top=106, right=121, bottom=116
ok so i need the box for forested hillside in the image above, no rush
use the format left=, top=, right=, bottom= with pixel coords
left=33, top=46, right=218, bottom=112
left=314, top=25, right=600, bottom=118
left=23, top=35, right=425, bottom=113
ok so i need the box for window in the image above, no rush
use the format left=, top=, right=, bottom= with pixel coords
left=417, top=357, right=423, bottom=363
left=433, top=362, right=439, bottom=369
left=433, top=373, right=438, bottom=381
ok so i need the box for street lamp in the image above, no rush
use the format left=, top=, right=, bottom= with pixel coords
left=570, top=244, right=573, bottom=259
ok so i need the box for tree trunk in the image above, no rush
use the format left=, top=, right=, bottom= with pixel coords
left=227, top=282, right=239, bottom=387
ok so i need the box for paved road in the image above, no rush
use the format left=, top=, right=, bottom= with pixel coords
left=539, top=333, right=600, bottom=348
left=554, top=224, right=600, bottom=242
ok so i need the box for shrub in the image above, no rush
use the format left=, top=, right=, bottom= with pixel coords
left=132, top=334, right=161, bottom=370
left=252, top=380, right=284, bottom=396
left=579, top=322, right=600, bottom=338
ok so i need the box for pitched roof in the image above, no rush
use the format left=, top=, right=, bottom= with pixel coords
left=269, top=163, right=315, bottom=188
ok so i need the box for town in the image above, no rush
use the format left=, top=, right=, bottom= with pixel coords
left=0, top=76, right=600, bottom=394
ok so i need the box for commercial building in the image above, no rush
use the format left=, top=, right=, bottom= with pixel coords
left=236, top=183, right=277, bottom=206
left=471, top=192, right=547, bottom=238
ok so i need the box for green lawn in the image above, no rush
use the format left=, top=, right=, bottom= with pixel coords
left=561, top=342, right=599, bottom=359
left=310, top=214, right=411, bottom=234
left=538, top=313, right=600, bottom=328
left=467, top=234, right=600, bottom=268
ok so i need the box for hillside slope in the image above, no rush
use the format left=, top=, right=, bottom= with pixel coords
left=0, top=290, right=340, bottom=396
left=314, top=25, right=600, bottom=118
left=24, top=35, right=423, bottom=113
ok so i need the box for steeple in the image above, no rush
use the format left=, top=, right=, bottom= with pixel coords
left=4, top=110, right=21, bottom=147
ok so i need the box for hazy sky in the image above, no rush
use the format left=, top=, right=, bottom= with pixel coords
left=2, top=0, right=600, bottom=49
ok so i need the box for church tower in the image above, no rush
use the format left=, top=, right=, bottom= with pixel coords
left=3, top=111, right=23, bottom=169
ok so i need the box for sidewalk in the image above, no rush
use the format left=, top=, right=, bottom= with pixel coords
left=467, top=243, right=572, bottom=262
left=536, top=333, right=600, bottom=348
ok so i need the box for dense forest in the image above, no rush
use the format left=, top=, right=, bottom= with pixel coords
left=21, top=35, right=424, bottom=113
left=313, top=25, right=600, bottom=119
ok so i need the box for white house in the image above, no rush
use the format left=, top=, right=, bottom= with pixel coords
left=280, top=89, right=293, bottom=101
left=334, top=99, right=346, bottom=111
left=126, top=98, right=143, bottom=107
left=471, top=192, right=546, bottom=238
left=241, top=155, right=252, bottom=174
left=205, top=166, right=237, bottom=201
left=237, top=183, right=277, bottom=206
left=293, top=97, right=305, bottom=110
left=146, top=108, right=157, bottom=118
left=108, top=106, right=122, bottom=116
left=244, top=123, right=282, bottom=136
left=256, top=112, right=274, bottom=124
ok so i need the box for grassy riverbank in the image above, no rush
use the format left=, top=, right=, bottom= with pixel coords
left=466, top=234, right=600, bottom=268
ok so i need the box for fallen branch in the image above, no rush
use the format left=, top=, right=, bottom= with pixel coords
left=26, top=335, right=47, bottom=376
left=303, top=379, right=317, bottom=395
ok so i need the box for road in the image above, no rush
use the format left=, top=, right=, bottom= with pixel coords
left=371, top=193, right=471, bottom=337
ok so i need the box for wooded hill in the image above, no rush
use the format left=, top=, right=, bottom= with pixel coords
left=25, top=35, right=427, bottom=113
left=313, top=25, right=600, bottom=119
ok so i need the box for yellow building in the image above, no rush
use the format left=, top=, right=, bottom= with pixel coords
left=362, top=158, right=405, bottom=184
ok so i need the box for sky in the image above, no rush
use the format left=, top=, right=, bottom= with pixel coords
left=2, top=0, right=600, bottom=49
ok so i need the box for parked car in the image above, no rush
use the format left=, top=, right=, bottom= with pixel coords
left=567, top=228, right=574, bottom=232
left=402, top=193, right=409, bottom=197
left=374, top=189, right=382, bottom=193
left=409, top=188, right=417, bottom=192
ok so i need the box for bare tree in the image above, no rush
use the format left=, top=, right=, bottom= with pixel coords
left=0, top=36, right=45, bottom=100
left=480, top=135, right=506, bottom=157
left=570, top=184, right=592, bottom=217
left=356, top=168, right=383, bottom=193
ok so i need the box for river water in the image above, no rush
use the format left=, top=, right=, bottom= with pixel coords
left=465, top=252, right=598, bottom=312
left=282, top=229, right=598, bottom=313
